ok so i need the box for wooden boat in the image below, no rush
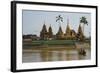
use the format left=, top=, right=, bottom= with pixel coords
left=78, top=48, right=86, bottom=56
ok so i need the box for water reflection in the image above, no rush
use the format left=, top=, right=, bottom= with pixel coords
left=22, top=49, right=91, bottom=63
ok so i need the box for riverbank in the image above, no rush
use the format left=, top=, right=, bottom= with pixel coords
left=23, top=44, right=90, bottom=53
left=23, top=40, right=90, bottom=53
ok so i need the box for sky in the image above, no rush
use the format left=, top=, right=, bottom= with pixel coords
left=22, top=10, right=91, bottom=37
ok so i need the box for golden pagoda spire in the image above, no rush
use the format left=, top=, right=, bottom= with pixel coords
left=65, top=18, right=71, bottom=34
left=67, top=18, right=69, bottom=25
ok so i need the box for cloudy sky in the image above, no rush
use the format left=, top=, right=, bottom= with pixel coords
left=22, top=10, right=91, bottom=37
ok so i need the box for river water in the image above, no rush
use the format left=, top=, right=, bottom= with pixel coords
left=22, top=48, right=91, bottom=63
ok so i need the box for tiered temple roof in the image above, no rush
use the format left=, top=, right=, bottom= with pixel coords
left=40, top=22, right=84, bottom=40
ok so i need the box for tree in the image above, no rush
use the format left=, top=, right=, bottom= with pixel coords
left=56, top=15, right=63, bottom=26
left=80, top=16, right=88, bottom=36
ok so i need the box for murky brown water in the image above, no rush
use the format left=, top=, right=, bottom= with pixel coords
left=22, top=48, right=91, bottom=63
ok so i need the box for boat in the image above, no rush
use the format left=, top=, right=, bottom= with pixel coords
left=78, top=48, right=86, bottom=56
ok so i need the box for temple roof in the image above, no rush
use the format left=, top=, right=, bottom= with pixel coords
left=56, top=26, right=63, bottom=35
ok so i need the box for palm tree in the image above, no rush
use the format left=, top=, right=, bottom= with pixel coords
left=56, top=15, right=63, bottom=26
left=80, top=16, right=88, bottom=36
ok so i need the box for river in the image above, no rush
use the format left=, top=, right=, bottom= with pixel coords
left=22, top=48, right=91, bottom=63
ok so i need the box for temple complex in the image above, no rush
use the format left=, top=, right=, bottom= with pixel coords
left=40, top=22, right=84, bottom=40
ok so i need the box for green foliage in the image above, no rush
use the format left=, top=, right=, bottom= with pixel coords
left=56, top=15, right=63, bottom=26
left=56, top=15, right=63, bottom=22
left=80, top=16, right=88, bottom=25
left=32, top=40, right=76, bottom=46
